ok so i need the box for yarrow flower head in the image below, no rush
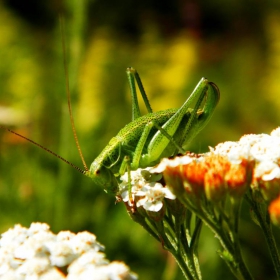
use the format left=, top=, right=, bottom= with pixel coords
left=161, top=154, right=252, bottom=202
left=114, top=128, right=280, bottom=280
left=0, top=223, right=137, bottom=280
left=118, top=127, right=280, bottom=208
left=167, top=127, right=280, bottom=202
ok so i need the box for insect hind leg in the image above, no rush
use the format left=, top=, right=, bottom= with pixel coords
left=126, top=67, right=153, bottom=121
left=152, top=121, right=185, bottom=154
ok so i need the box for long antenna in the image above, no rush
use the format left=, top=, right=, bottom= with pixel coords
left=59, top=16, right=89, bottom=172
left=0, top=125, right=86, bottom=175
left=0, top=17, right=90, bottom=176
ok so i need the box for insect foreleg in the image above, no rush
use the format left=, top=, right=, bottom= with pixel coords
left=124, top=156, right=133, bottom=198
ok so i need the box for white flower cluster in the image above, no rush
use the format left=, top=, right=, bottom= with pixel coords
left=0, top=223, right=137, bottom=280
left=119, top=168, right=176, bottom=212
left=120, top=127, right=280, bottom=199
left=212, top=127, right=280, bottom=181
left=150, top=155, right=197, bottom=174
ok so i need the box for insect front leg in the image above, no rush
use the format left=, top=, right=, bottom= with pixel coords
left=122, top=156, right=133, bottom=200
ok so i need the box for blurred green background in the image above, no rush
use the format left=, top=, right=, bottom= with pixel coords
left=0, top=0, right=280, bottom=279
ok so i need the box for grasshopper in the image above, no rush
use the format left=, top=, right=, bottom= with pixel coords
left=2, top=68, right=219, bottom=196
left=84, top=68, right=220, bottom=194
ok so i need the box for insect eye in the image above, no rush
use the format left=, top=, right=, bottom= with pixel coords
left=95, top=169, right=100, bottom=175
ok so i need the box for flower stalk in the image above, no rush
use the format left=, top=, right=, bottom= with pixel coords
left=247, top=190, right=280, bottom=278
left=119, top=127, right=280, bottom=279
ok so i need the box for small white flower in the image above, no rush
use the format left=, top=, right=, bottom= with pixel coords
left=71, top=232, right=104, bottom=255
left=74, top=250, right=107, bottom=267
left=271, top=127, right=280, bottom=138
left=151, top=155, right=194, bottom=173
left=119, top=168, right=159, bottom=206
left=40, top=268, right=65, bottom=280
left=16, top=257, right=50, bottom=276
left=68, top=260, right=137, bottom=280
left=119, top=166, right=176, bottom=211
left=254, top=161, right=280, bottom=181
left=136, top=182, right=176, bottom=212
left=67, top=250, right=108, bottom=278
left=103, top=261, right=138, bottom=280
left=56, top=231, right=76, bottom=242
left=28, top=223, right=50, bottom=234
left=119, top=184, right=143, bottom=207
left=48, top=241, right=75, bottom=267
left=0, top=224, right=29, bottom=249
left=249, top=136, right=280, bottom=163
left=211, top=130, right=280, bottom=167
left=120, top=169, right=146, bottom=187
left=213, top=141, right=251, bottom=163
left=14, top=239, right=42, bottom=260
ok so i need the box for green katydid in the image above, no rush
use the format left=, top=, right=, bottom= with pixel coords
left=1, top=68, right=219, bottom=196
left=85, top=68, right=220, bottom=194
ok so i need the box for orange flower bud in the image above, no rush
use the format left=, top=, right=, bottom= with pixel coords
left=163, top=165, right=185, bottom=197
left=225, top=160, right=252, bottom=198
left=204, top=169, right=226, bottom=201
left=268, top=195, right=280, bottom=227
left=181, top=162, right=206, bottom=197
left=254, top=161, right=280, bottom=201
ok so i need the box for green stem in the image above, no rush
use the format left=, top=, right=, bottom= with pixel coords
left=262, top=217, right=280, bottom=279
left=231, top=200, right=253, bottom=280
left=163, top=217, right=201, bottom=279
left=247, top=193, right=280, bottom=278
left=172, top=251, right=198, bottom=280
left=180, top=195, right=253, bottom=280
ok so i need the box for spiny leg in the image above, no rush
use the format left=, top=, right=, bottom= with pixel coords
left=118, top=120, right=178, bottom=189
left=131, top=122, right=154, bottom=170
left=134, top=69, right=153, bottom=114
left=177, top=80, right=210, bottom=148
left=152, top=121, right=185, bottom=154
left=130, top=119, right=187, bottom=170
left=180, top=81, right=220, bottom=149
left=119, top=121, right=173, bottom=200
left=128, top=119, right=184, bottom=170
left=141, top=78, right=210, bottom=166
left=120, top=77, right=219, bottom=197
left=119, top=155, right=133, bottom=201
left=125, top=156, right=133, bottom=201
left=126, top=68, right=141, bottom=120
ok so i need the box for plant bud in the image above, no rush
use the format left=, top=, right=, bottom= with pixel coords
left=268, top=195, right=280, bottom=227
